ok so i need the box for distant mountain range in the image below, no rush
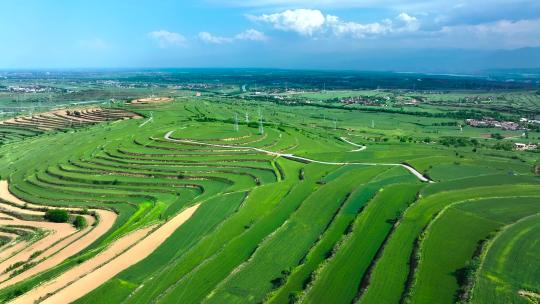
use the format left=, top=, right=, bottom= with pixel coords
left=310, top=47, right=540, bottom=75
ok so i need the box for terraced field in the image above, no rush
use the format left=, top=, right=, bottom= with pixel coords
left=0, top=108, right=141, bottom=145
left=0, top=96, right=538, bottom=304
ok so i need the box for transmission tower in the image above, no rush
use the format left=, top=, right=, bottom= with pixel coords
left=259, top=115, right=264, bottom=135
left=234, top=113, right=239, bottom=132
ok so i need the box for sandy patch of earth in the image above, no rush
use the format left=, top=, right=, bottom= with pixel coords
left=0, top=181, right=117, bottom=288
left=13, top=204, right=199, bottom=304
left=130, top=97, right=173, bottom=105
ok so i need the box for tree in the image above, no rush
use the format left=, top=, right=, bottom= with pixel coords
left=491, top=133, right=504, bottom=140
left=73, top=215, right=87, bottom=229
left=493, top=142, right=513, bottom=151
left=44, top=209, right=69, bottom=223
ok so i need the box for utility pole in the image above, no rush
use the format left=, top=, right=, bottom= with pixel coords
left=245, top=112, right=249, bottom=124
left=234, top=113, right=239, bottom=132
left=372, top=120, right=375, bottom=129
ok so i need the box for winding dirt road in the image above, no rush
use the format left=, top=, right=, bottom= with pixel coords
left=340, top=137, right=367, bottom=152
left=165, top=131, right=433, bottom=183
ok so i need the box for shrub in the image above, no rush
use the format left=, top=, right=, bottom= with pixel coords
left=270, top=277, right=286, bottom=289
left=493, top=142, right=513, bottom=151
left=439, top=137, right=474, bottom=147
left=44, top=209, right=69, bottom=223
left=247, top=122, right=259, bottom=128
left=73, top=215, right=87, bottom=229
left=491, top=133, right=504, bottom=140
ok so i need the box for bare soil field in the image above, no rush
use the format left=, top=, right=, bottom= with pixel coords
left=129, top=97, right=173, bottom=105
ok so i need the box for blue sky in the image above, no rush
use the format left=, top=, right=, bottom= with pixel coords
left=1, top=0, right=540, bottom=71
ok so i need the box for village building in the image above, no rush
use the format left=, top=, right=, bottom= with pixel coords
left=514, top=143, right=538, bottom=151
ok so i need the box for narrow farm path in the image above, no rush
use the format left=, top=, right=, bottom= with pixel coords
left=139, top=116, right=154, bottom=127
left=165, top=131, right=432, bottom=183
left=340, top=137, right=367, bottom=152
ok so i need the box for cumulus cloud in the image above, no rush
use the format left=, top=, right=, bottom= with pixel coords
left=199, top=29, right=268, bottom=44
left=235, top=29, right=268, bottom=41
left=436, top=18, right=540, bottom=48
left=327, top=12, right=420, bottom=38
left=149, top=30, right=187, bottom=48
left=248, top=9, right=326, bottom=36
left=396, top=13, right=421, bottom=32
left=249, top=9, right=420, bottom=38
left=198, top=32, right=233, bottom=44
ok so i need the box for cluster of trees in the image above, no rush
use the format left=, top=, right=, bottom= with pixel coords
left=276, top=100, right=514, bottom=122
left=397, top=136, right=414, bottom=143
left=439, top=137, right=479, bottom=147
left=44, top=209, right=87, bottom=229
left=44, top=209, right=69, bottom=223
left=493, top=142, right=514, bottom=151
left=432, top=122, right=459, bottom=126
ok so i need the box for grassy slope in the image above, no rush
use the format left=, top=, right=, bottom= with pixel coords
left=204, top=166, right=386, bottom=304
left=409, top=197, right=540, bottom=304
left=303, top=183, right=421, bottom=304
left=472, top=213, right=540, bottom=304
left=358, top=185, right=540, bottom=304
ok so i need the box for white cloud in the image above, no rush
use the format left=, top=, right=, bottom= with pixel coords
left=199, top=29, right=268, bottom=44
left=235, top=29, right=268, bottom=41
left=326, top=15, right=393, bottom=37
left=436, top=18, right=540, bottom=48
left=149, top=30, right=187, bottom=48
left=248, top=9, right=326, bottom=36
left=207, top=0, right=540, bottom=14
left=327, top=13, right=419, bottom=38
left=198, top=32, right=234, bottom=44
left=250, top=9, right=420, bottom=38
left=395, top=13, right=420, bottom=32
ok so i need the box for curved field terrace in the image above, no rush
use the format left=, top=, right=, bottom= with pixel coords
left=0, top=75, right=538, bottom=304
